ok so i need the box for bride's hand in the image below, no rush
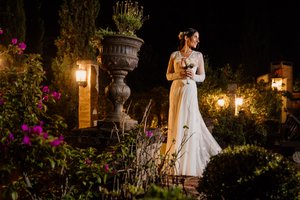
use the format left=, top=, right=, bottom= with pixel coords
left=186, top=69, right=193, bottom=78
left=180, top=70, right=187, bottom=78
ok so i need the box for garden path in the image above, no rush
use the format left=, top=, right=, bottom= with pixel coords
left=182, top=176, right=204, bottom=199
left=168, top=176, right=206, bottom=199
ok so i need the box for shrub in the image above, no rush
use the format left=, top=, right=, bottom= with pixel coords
left=212, top=111, right=246, bottom=147
left=141, top=184, right=194, bottom=200
left=0, top=30, right=69, bottom=199
left=198, top=145, right=300, bottom=200
left=212, top=111, right=281, bottom=148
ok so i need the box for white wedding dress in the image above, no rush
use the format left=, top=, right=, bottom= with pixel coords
left=166, top=50, right=222, bottom=177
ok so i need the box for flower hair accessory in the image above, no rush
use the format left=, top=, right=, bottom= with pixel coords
left=178, top=31, right=185, bottom=40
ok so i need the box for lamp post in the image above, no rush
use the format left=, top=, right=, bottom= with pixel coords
left=235, top=96, right=243, bottom=116
left=75, top=60, right=99, bottom=128
left=217, top=98, right=225, bottom=108
left=271, top=77, right=288, bottom=123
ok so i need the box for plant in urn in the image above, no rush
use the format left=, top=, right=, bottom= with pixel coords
left=95, top=0, right=148, bottom=130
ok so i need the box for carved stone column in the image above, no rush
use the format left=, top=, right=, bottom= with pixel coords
left=98, top=35, right=144, bottom=130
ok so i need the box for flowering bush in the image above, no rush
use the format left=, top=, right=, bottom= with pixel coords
left=90, top=123, right=186, bottom=199
left=0, top=27, right=190, bottom=199
left=0, top=27, right=109, bottom=199
left=0, top=27, right=68, bottom=199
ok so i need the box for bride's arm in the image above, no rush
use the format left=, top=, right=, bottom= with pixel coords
left=166, top=52, right=183, bottom=81
left=193, top=53, right=205, bottom=82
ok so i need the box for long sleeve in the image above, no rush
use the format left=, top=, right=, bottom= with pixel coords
left=194, top=74, right=205, bottom=82
left=167, top=72, right=182, bottom=81
left=166, top=52, right=181, bottom=81
left=193, top=52, right=205, bottom=82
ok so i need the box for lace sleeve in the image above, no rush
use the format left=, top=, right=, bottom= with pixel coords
left=193, top=52, right=205, bottom=82
left=166, top=52, right=182, bottom=81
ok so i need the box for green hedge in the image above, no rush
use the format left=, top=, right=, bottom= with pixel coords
left=198, top=145, right=300, bottom=200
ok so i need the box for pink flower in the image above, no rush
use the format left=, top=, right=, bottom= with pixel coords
left=43, top=95, right=49, bottom=101
left=49, top=139, right=61, bottom=147
left=42, top=86, right=50, bottom=93
left=145, top=130, right=153, bottom=137
left=49, top=135, right=64, bottom=147
left=43, top=132, right=48, bottom=139
left=21, top=124, right=30, bottom=132
left=37, top=100, right=43, bottom=109
left=18, top=42, right=26, bottom=50
left=32, top=125, right=43, bottom=135
left=5, top=132, right=14, bottom=145
left=8, top=133, right=14, bottom=141
left=11, top=38, right=17, bottom=45
left=22, top=135, right=31, bottom=146
left=0, top=28, right=3, bottom=35
left=51, top=91, right=61, bottom=100
left=84, top=158, right=92, bottom=165
left=104, top=164, right=109, bottom=172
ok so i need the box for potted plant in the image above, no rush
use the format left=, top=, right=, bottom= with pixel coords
left=95, top=0, right=149, bottom=130
left=112, top=0, right=148, bottom=36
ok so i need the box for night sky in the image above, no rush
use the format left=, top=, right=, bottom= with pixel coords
left=39, top=1, right=300, bottom=90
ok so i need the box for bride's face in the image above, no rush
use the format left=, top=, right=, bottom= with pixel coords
left=187, top=32, right=199, bottom=48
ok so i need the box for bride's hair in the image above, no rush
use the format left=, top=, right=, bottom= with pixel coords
left=178, top=28, right=198, bottom=50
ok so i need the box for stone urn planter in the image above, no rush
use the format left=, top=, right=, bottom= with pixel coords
left=98, top=34, right=144, bottom=130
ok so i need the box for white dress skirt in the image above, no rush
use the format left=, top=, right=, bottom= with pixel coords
left=166, top=51, right=222, bottom=177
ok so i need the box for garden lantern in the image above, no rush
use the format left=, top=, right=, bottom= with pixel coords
left=217, top=98, right=225, bottom=107
left=76, top=68, right=87, bottom=87
left=235, top=96, right=243, bottom=116
left=271, top=78, right=283, bottom=91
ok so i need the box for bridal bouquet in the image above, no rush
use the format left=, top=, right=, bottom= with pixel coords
left=182, top=58, right=194, bottom=84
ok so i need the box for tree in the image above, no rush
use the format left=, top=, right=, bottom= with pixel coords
left=0, top=0, right=26, bottom=45
left=51, top=0, right=100, bottom=129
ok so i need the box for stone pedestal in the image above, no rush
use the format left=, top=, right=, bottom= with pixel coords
left=98, top=35, right=144, bottom=131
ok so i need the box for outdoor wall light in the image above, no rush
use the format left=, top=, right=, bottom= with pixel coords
left=76, top=68, right=87, bottom=87
left=271, top=78, right=283, bottom=91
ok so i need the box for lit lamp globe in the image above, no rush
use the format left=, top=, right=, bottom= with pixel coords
left=235, top=97, right=243, bottom=106
left=234, top=97, right=243, bottom=116
left=217, top=98, right=225, bottom=107
left=76, top=68, right=87, bottom=87
left=271, top=78, right=283, bottom=91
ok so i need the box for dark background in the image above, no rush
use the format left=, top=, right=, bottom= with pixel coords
left=32, top=1, right=300, bottom=90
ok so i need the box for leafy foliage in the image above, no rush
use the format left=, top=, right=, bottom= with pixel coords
left=198, top=145, right=300, bottom=200
left=129, top=87, right=169, bottom=127
left=197, top=64, right=282, bottom=147
left=0, top=0, right=26, bottom=45
left=51, top=0, right=100, bottom=129
left=0, top=32, right=68, bottom=199
left=141, top=184, right=194, bottom=200
left=92, top=0, right=149, bottom=50
left=112, top=0, right=149, bottom=36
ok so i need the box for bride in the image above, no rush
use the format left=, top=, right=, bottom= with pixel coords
left=165, top=28, right=222, bottom=177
